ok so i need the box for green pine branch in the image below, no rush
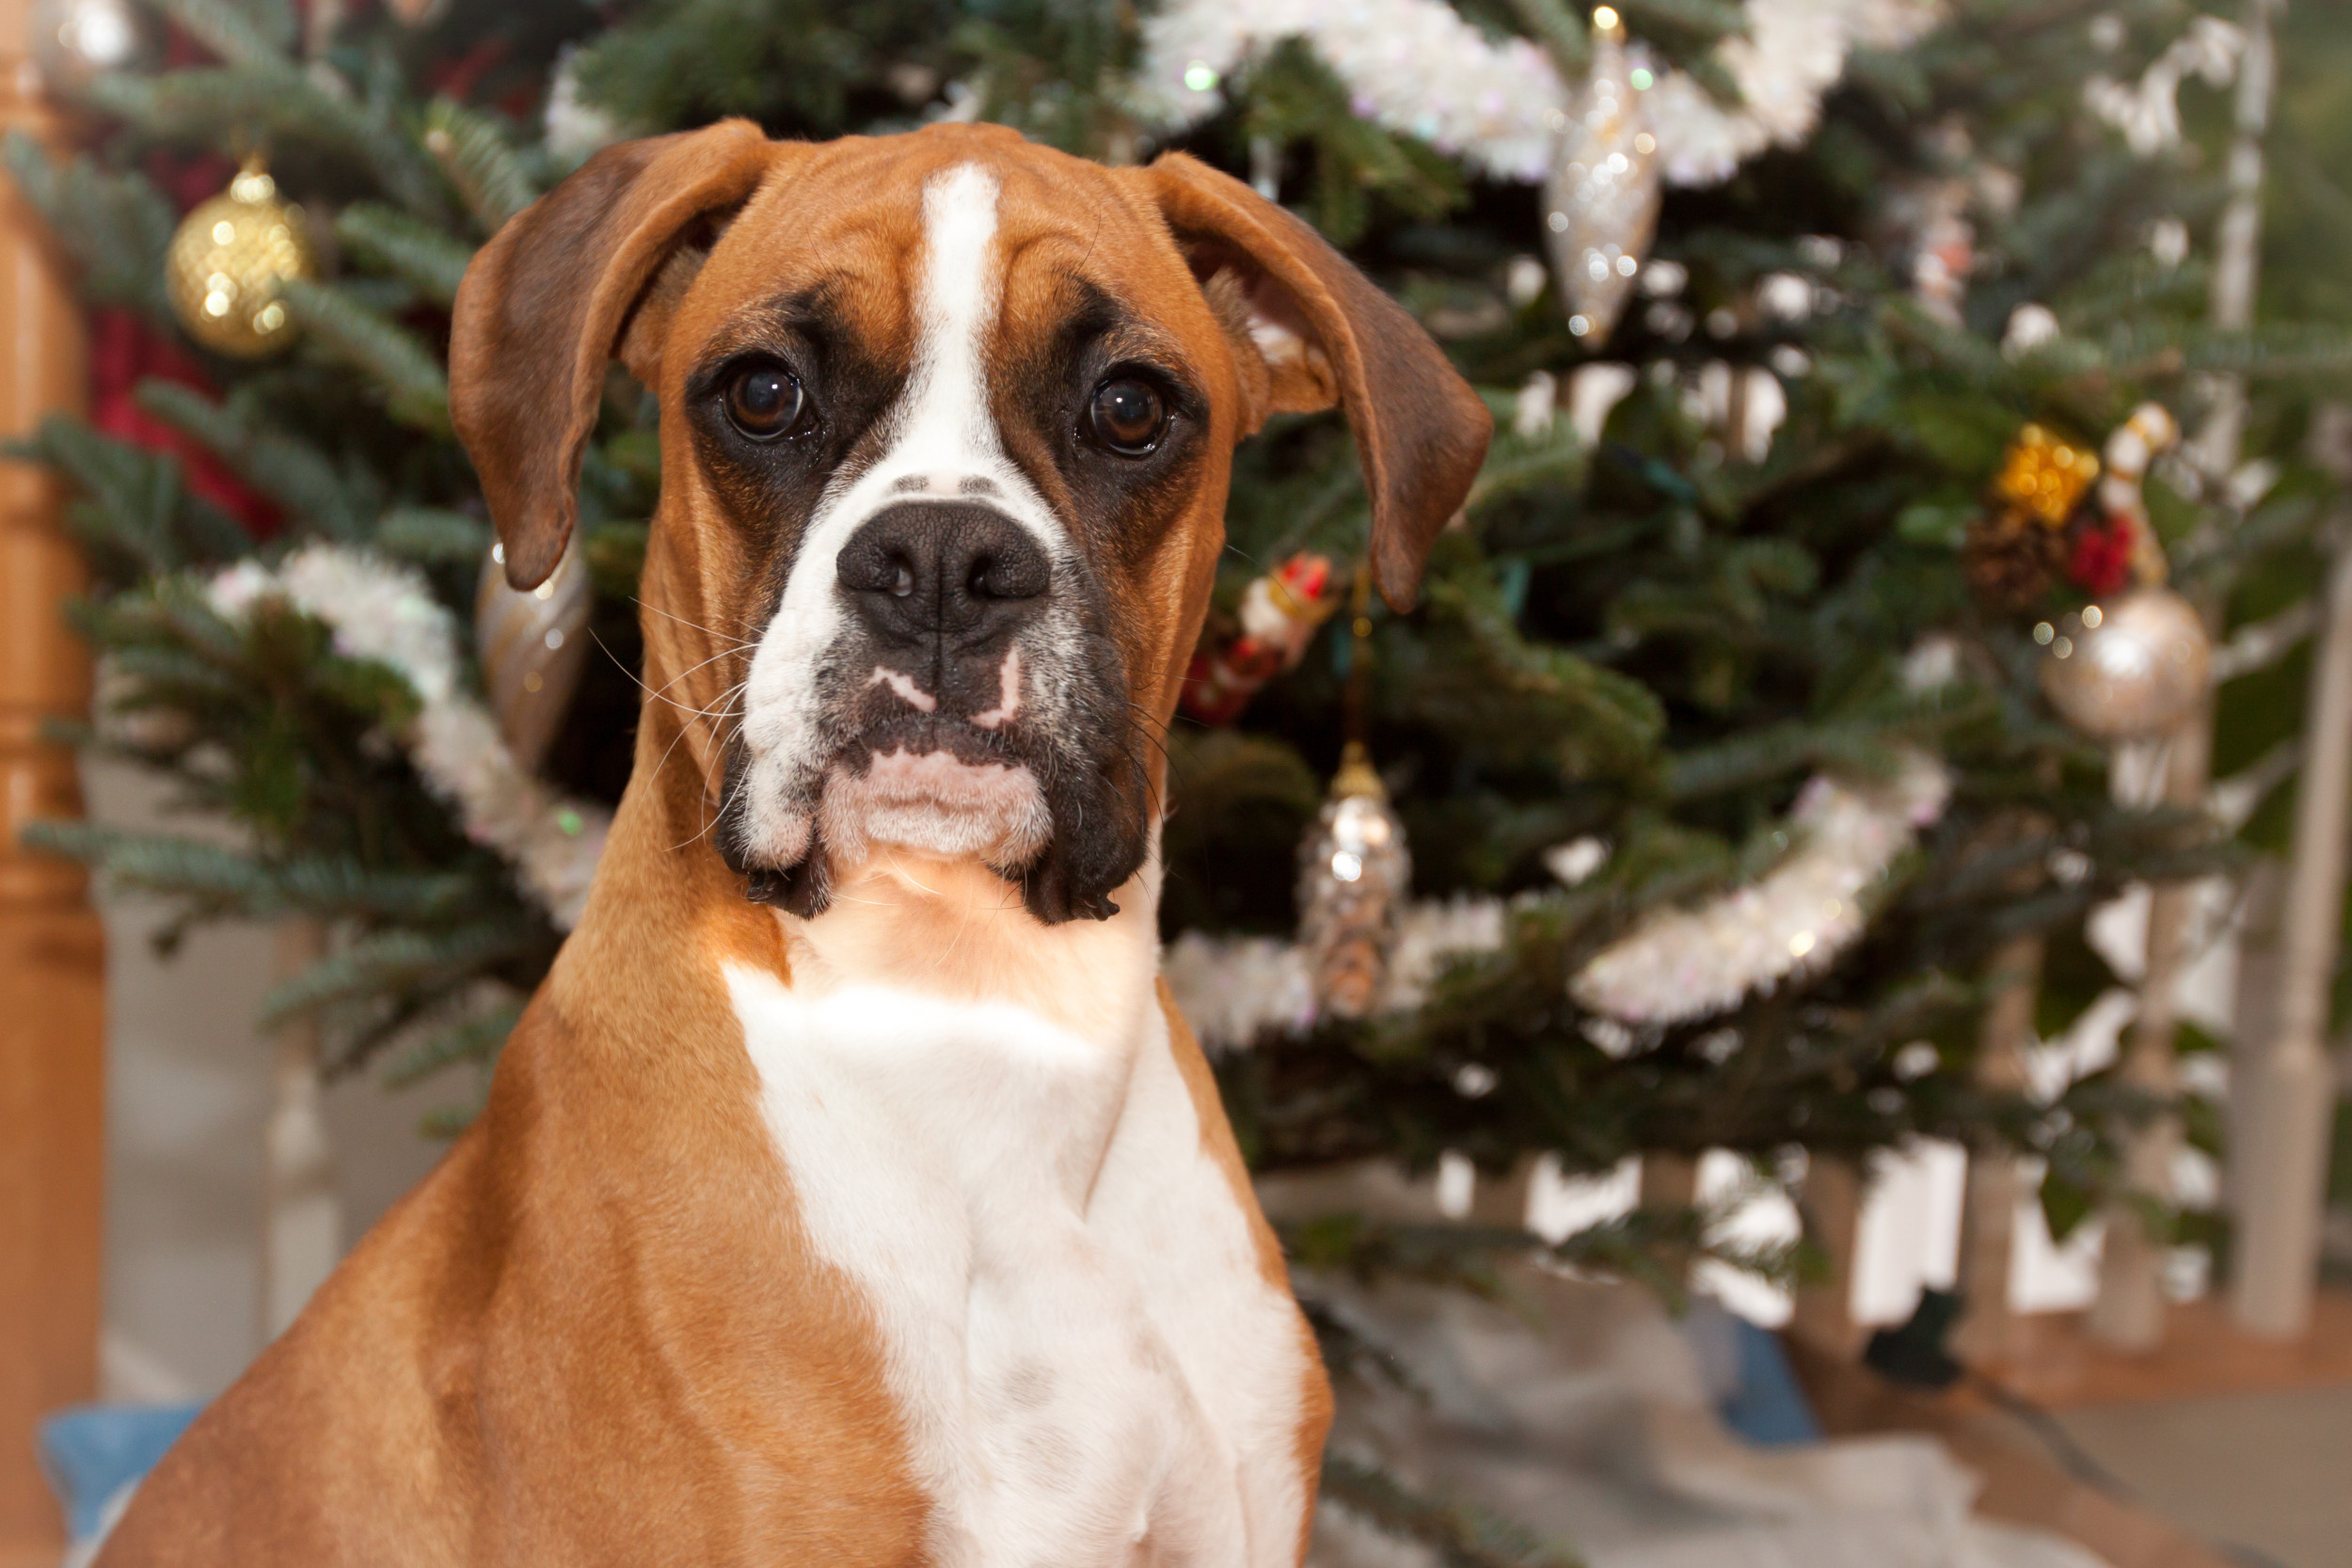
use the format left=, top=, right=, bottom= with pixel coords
left=278, top=278, right=451, bottom=432
left=81, top=66, right=449, bottom=224
left=258, top=922, right=543, bottom=1030
left=383, top=1001, right=524, bottom=1090
left=0, top=135, right=176, bottom=321
left=135, top=380, right=372, bottom=540
left=23, top=821, right=474, bottom=921
left=13, top=416, right=249, bottom=580
left=421, top=101, right=539, bottom=233
left=334, top=201, right=474, bottom=306
left=152, top=0, right=294, bottom=68
left=375, top=506, right=490, bottom=562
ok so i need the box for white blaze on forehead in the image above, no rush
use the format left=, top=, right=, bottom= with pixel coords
left=896, top=162, right=1008, bottom=483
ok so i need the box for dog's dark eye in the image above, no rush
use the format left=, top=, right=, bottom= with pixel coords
left=723, top=361, right=807, bottom=441
left=1086, top=377, right=1168, bottom=455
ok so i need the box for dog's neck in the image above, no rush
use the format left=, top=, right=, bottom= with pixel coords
left=777, top=850, right=1162, bottom=1046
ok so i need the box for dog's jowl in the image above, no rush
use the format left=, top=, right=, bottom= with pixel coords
left=97, top=121, right=1488, bottom=1568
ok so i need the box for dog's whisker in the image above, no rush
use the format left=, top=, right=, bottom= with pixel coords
left=634, top=596, right=761, bottom=649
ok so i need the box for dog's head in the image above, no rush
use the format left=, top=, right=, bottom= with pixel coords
left=452, top=120, right=1488, bottom=926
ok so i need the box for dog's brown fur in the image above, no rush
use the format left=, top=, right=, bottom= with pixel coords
left=99, top=121, right=1487, bottom=1565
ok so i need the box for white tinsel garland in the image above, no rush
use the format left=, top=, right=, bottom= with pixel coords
left=206, top=546, right=611, bottom=929
left=1567, top=749, right=1947, bottom=1025
left=1130, top=0, right=1944, bottom=187
left=2083, top=15, right=2242, bottom=158
left=1164, top=751, right=1949, bottom=1051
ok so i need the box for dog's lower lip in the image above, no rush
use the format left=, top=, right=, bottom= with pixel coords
left=846, top=712, right=1020, bottom=770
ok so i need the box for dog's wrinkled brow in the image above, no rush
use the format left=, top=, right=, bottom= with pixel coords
left=1038, top=277, right=1203, bottom=422
left=694, top=282, right=866, bottom=369
left=1058, top=277, right=1194, bottom=369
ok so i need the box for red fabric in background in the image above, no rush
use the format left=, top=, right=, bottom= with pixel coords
left=87, top=309, right=282, bottom=537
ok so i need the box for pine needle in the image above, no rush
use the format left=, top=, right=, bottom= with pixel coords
left=279, top=278, right=451, bottom=432
left=336, top=202, right=476, bottom=305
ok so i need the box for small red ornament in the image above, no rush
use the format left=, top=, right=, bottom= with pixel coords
left=1181, top=552, right=1343, bottom=725
left=2066, top=519, right=2134, bottom=597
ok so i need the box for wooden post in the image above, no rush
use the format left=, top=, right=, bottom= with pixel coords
left=2089, top=0, right=2280, bottom=1354
left=1463, top=1153, right=1539, bottom=1230
left=2186, top=0, right=2280, bottom=481
left=1789, top=1154, right=1864, bottom=1357
left=1954, top=934, right=2043, bottom=1366
left=2230, top=531, right=2352, bottom=1338
left=1640, top=1151, right=1697, bottom=1212
left=2089, top=714, right=2209, bottom=1353
left=0, top=0, right=101, bottom=1555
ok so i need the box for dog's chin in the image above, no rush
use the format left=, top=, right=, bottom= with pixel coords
left=723, top=716, right=1145, bottom=926
left=817, top=747, right=1054, bottom=869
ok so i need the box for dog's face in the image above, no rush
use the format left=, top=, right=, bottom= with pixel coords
left=453, top=122, right=1488, bottom=926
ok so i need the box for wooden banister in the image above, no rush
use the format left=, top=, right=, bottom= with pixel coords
left=0, top=0, right=102, bottom=1556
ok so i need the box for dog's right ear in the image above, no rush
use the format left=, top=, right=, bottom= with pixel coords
left=451, top=119, right=775, bottom=590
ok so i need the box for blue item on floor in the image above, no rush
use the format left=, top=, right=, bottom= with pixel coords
left=39, top=1402, right=204, bottom=1541
left=1718, top=1316, right=1822, bottom=1447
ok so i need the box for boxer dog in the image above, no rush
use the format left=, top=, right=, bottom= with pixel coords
left=100, top=119, right=1488, bottom=1566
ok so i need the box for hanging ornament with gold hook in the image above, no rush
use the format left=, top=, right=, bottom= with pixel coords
left=1539, top=5, right=1661, bottom=346
left=1296, top=564, right=1412, bottom=1020
left=166, top=154, right=318, bottom=358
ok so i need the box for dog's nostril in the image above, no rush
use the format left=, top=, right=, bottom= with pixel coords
left=968, top=561, right=993, bottom=598
left=889, top=560, right=914, bottom=598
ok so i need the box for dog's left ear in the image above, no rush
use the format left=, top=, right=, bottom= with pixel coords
left=1134, top=153, right=1492, bottom=610
left=451, top=119, right=778, bottom=590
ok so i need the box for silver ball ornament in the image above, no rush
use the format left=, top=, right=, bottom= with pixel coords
left=2040, top=587, right=2211, bottom=742
left=476, top=532, right=593, bottom=775
left=30, top=0, right=157, bottom=91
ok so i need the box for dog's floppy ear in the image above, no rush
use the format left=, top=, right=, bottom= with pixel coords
left=1135, top=153, right=1491, bottom=610
left=451, top=119, right=775, bottom=590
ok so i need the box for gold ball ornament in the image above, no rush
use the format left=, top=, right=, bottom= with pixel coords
left=166, top=160, right=317, bottom=358
left=2040, top=588, right=2211, bottom=742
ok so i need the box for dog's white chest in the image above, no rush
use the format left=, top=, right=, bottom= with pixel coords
left=726, top=965, right=1308, bottom=1568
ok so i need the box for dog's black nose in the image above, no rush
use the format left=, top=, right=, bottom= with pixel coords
left=837, top=501, right=1050, bottom=647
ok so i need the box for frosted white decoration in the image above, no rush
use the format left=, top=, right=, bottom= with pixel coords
left=1131, top=0, right=1944, bottom=188
left=1570, top=750, right=1948, bottom=1024
left=543, top=44, right=625, bottom=162
left=2083, top=16, right=2243, bottom=156
left=2001, top=302, right=2061, bottom=359
left=206, top=546, right=611, bottom=928
left=1166, top=751, right=1950, bottom=1049
left=1168, top=896, right=1508, bottom=1052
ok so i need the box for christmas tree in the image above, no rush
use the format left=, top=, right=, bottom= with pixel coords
left=12, top=0, right=2352, bottom=1554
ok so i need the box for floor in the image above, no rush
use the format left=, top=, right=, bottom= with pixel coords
left=1973, top=1294, right=2352, bottom=1568
left=2054, top=1386, right=2352, bottom=1568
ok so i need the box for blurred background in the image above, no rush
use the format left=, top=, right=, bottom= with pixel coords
left=3, top=0, right=2351, bottom=1564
